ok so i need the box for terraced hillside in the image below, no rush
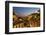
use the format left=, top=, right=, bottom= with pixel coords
left=13, top=12, right=40, bottom=28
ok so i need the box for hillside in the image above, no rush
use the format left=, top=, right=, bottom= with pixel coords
left=13, top=12, right=40, bottom=28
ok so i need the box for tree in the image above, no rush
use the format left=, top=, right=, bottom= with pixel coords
left=38, top=9, right=40, bottom=12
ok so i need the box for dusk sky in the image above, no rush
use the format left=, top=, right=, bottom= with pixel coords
left=13, top=7, right=40, bottom=17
